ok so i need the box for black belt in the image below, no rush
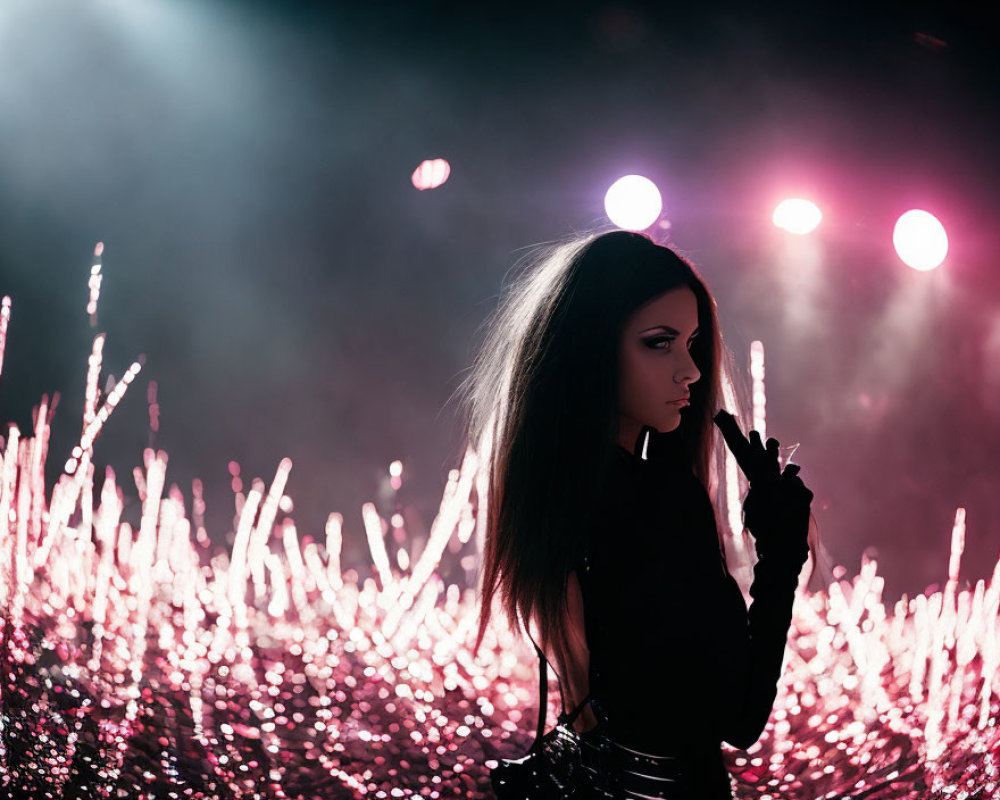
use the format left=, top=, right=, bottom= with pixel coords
left=568, top=732, right=717, bottom=799
left=607, top=739, right=695, bottom=798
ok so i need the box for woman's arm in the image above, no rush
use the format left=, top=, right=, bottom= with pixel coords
left=719, top=550, right=806, bottom=750
left=560, top=570, right=599, bottom=732
left=711, top=410, right=813, bottom=749
left=530, top=570, right=599, bottom=733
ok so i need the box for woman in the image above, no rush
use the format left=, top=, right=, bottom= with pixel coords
left=459, top=230, right=819, bottom=798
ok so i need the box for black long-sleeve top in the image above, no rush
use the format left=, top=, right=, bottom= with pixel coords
left=577, top=424, right=807, bottom=786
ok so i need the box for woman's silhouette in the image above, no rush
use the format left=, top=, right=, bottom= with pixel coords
left=459, top=230, right=817, bottom=798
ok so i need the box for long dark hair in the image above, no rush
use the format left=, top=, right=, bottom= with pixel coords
left=456, top=230, right=819, bottom=680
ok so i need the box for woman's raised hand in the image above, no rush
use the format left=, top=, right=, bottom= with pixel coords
left=713, top=409, right=783, bottom=486
left=713, top=409, right=813, bottom=563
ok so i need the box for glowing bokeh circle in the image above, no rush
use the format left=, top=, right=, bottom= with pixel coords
left=893, top=209, right=948, bottom=271
left=604, top=175, right=663, bottom=231
left=411, top=158, right=451, bottom=191
left=772, top=198, right=822, bottom=235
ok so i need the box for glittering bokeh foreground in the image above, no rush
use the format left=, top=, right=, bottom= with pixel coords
left=1, top=254, right=998, bottom=799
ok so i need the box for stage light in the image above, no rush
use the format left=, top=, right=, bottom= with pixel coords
left=772, top=199, right=822, bottom=235
left=411, top=158, right=451, bottom=190
left=604, top=175, right=662, bottom=231
left=893, top=210, right=948, bottom=271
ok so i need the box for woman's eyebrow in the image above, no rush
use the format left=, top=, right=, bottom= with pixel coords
left=639, top=325, right=700, bottom=336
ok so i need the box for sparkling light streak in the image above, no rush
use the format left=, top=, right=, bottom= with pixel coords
left=0, top=294, right=11, bottom=378
left=87, top=242, right=104, bottom=323
left=147, top=380, right=160, bottom=435
left=0, top=248, right=997, bottom=798
left=750, top=339, right=766, bottom=441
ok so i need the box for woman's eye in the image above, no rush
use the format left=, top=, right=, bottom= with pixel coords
left=645, top=336, right=697, bottom=351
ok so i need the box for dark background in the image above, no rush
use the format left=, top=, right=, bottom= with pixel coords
left=1, top=0, right=997, bottom=603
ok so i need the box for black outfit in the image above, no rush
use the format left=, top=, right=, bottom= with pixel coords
left=576, top=425, right=808, bottom=799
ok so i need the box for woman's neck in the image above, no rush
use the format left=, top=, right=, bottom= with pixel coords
left=617, top=416, right=649, bottom=454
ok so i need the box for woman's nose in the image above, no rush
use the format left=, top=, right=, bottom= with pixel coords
left=679, top=352, right=700, bottom=384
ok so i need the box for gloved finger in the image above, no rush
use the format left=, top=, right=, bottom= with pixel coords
left=713, top=410, right=757, bottom=479
left=746, top=431, right=779, bottom=482
left=780, top=475, right=814, bottom=503
left=766, top=440, right=780, bottom=475
left=782, top=472, right=810, bottom=489
left=783, top=463, right=801, bottom=477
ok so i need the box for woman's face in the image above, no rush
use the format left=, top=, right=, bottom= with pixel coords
left=617, top=286, right=701, bottom=450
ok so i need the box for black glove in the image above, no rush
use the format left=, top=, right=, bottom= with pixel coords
left=713, top=410, right=813, bottom=565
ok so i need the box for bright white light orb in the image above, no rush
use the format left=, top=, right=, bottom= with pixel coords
left=411, top=158, right=450, bottom=191
left=604, top=175, right=662, bottom=231
left=893, top=210, right=948, bottom=271
left=772, top=198, right=822, bottom=235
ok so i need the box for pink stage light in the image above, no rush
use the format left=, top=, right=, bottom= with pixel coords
left=604, top=175, right=662, bottom=231
left=772, top=198, right=822, bottom=235
left=893, top=210, right=948, bottom=271
left=411, top=158, right=451, bottom=190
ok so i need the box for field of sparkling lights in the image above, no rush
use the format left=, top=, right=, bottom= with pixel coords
left=0, top=249, right=998, bottom=799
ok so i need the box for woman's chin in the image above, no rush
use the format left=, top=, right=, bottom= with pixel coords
left=654, top=418, right=681, bottom=433
left=669, top=410, right=688, bottom=429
